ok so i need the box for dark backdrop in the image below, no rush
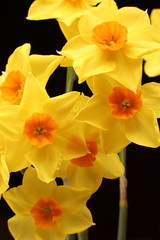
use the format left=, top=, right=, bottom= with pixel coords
left=0, top=1, right=160, bottom=240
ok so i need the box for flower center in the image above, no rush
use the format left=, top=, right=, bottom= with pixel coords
left=23, top=112, right=58, bottom=148
left=30, top=198, right=63, bottom=229
left=70, top=140, right=98, bottom=167
left=0, top=71, right=26, bottom=104
left=92, top=21, right=128, bottom=51
left=108, top=87, right=142, bottom=119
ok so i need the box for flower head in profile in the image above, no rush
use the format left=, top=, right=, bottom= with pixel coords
left=143, top=8, right=160, bottom=77
left=0, top=43, right=63, bottom=105
left=60, top=0, right=160, bottom=90
left=57, top=122, right=124, bottom=193
left=3, top=167, right=94, bottom=240
left=76, top=77, right=160, bottom=149
left=27, top=0, right=103, bottom=26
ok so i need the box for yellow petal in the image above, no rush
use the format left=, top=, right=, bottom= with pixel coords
left=6, top=43, right=32, bottom=76
left=87, top=74, right=117, bottom=95
left=126, top=107, right=160, bottom=147
left=124, top=25, right=160, bottom=58
left=141, top=82, right=160, bottom=118
left=5, top=139, right=30, bottom=172
left=105, top=52, right=143, bottom=91
left=66, top=162, right=103, bottom=192
left=52, top=185, right=91, bottom=214
left=150, top=8, right=160, bottom=29
left=29, top=54, right=64, bottom=87
left=0, top=155, right=9, bottom=195
left=75, top=94, right=113, bottom=130
left=43, top=91, right=86, bottom=124
left=22, top=167, right=57, bottom=195
left=26, top=146, right=62, bottom=183
left=56, top=206, right=94, bottom=234
left=143, top=50, right=160, bottom=77
left=98, top=153, right=125, bottom=179
left=3, top=167, right=57, bottom=213
left=79, top=6, right=118, bottom=42
left=58, top=19, right=79, bottom=40
left=98, top=0, right=118, bottom=10
left=60, top=36, right=116, bottom=83
left=36, top=227, right=65, bottom=240
left=27, top=0, right=63, bottom=20
left=118, top=7, right=150, bottom=30
left=99, top=121, right=131, bottom=153
left=8, top=215, right=36, bottom=240
left=20, top=73, right=49, bottom=114
left=3, top=185, right=36, bottom=214
left=0, top=105, right=23, bottom=141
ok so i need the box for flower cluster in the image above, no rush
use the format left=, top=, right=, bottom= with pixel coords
left=1, top=0, right=160, bottom=239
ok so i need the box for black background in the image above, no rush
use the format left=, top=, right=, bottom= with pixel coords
left=0, top=1, right=160, bottom=240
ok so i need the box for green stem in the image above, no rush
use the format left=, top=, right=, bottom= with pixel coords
left=66, top=234, right=76, bottom=240
left=117, top=148, right=128, bottom=240
left=77, top=229, right=89, bottom=240
left=64, top=67, right=79, bottom=240
left=65, top=67, right=77, bottom=93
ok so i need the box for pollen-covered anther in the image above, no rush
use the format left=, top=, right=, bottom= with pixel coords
left=108, top=87, right=142, bottom=119
left=30, top=198, right=63, bottom=229
left=0, top=71, right=26, bottom=104
left=92, top=21, right=128, bottom=51
left=23, top=112, right=58, bottom=148
left=70, top=140, right=98, bottom=167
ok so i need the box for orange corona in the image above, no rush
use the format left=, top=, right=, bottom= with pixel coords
left=92, top=21, right=128, bottom=51
left=70, top=140, right=98, bottom=167
left=0, top=71, right=26, bottom=104
left=30, top=198, right=63, bottom=229
left=23, top=112, right=58, bottom=148
left=108, top=87, right=142, bottom=119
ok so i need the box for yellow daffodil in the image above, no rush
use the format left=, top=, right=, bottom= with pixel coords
left=57, top=0, right=118, bottom=41
left=144, top=9, right=160, bottom=77
left=27, top=0, right=103, bottom=26
left=57, top=121, right=124, bottom=192
left=60, top=1, right=160, bottom=90
left=0, top=43, right=63, bottom=105
left=3, top=167, right=94, bottom=240
left=75, top=77, right=160, bottom=148
left=0, top=73, right=89, bottom=182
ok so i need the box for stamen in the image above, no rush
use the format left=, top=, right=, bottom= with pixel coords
left=30, top=198, right=63, bottom=229
left=108, top=87, right=142, bottom=119
left=0, top=71, right=26, bottom=104
left=92, top=21, right=128, bottom=51
left=23, top=112, right=57, bottom=148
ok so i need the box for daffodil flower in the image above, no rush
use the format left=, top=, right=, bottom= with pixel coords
left=3, top=167, right=94, bottom=240
left=144, top=8, right=160, bottom=77
left=0, top=43, right=63, bottom=104
left=57, top=122, right=125, bottom=193
left=0, top=73, right=89, bottom=182
left=75, top=77, right=160, bottom=148
left=60, top=0, right=160, bottom=89
left=27, top=0, right=103, bottom=26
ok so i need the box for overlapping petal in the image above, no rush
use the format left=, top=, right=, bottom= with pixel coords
left=126, top=107, right=160, bottom=147
left=3, top=167, right=93, bottom=240
left=0, top=155, right=9, bottom=196
left=27, top=0, right=103, bottom=26
left=60, top=4, right=160, bottom=85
